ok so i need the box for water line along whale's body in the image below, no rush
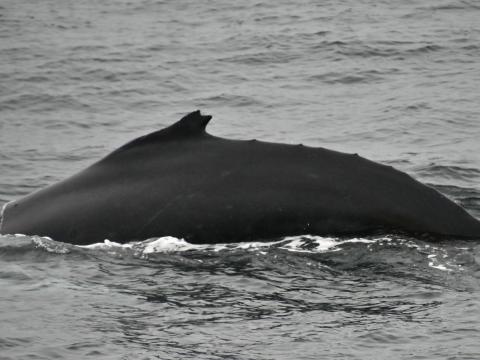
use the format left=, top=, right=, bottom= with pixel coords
left=1, top=111, right=479, bottom=244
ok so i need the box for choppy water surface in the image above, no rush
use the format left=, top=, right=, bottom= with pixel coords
left=1, top=0, right=479, bottom=359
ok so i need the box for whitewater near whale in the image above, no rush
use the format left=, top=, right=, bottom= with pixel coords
left=1, top=110, right=479, bottom=245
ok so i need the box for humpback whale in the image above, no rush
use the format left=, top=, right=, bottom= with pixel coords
left=1, top=110, right=479, bottom=245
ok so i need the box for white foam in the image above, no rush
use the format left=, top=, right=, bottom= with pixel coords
left=280, top=235, right=383, bottom=253
left=18, top=232, right=465, bottom=273
left=428, top=261, right=450, bottom=271
left=79, top=239, right=133, bottom=250
left=143, top=237, right=199, bottom=253
left=75, top=234, right=390, bottom=256
left=280, top=236, right=338, bottom=252
left=424, top=247, right=459, bottom=272
left=142, top=237, right=286, bottom=254
left=31, top=236, right=70, bottom=254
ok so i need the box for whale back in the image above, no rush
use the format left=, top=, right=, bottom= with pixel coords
left=1, top=111, right=480, bottom=244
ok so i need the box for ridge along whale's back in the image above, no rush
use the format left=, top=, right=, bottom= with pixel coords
left=1, top=110, right=480, bottom=245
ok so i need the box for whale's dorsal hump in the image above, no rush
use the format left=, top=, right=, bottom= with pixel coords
left=106, top=110, right=212, bottom=158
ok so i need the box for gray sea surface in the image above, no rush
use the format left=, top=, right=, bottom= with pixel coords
left=1, top=0, right=480, bottom=359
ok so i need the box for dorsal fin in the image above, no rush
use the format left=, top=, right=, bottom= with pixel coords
left=168, top=110, right=212, bottom=134
left=105, top=110, right=213, bottom=157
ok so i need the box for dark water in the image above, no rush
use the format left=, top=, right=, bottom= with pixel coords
left=1, top=0, right=480, bottom=359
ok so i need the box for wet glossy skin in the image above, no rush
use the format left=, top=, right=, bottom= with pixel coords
left=1, top=111, right=480, bottom=244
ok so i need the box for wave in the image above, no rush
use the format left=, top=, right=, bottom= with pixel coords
left=1, top=233, right=477, bottom=276
left=196, top=93, right=265, bottom=107
left=417, top=164, right=480, bottom=182
left=218, top=51, right=300, bottom=65
left=309, top=40, right=446, bottom=58
left=308, top=70, right=387, bottom=85
left=418, top=2, right=480, bottom=11
left=0, top=93, right=91, bottom=112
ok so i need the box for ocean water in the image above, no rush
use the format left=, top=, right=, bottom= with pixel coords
left=1, top=0, right=480, bottom=359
